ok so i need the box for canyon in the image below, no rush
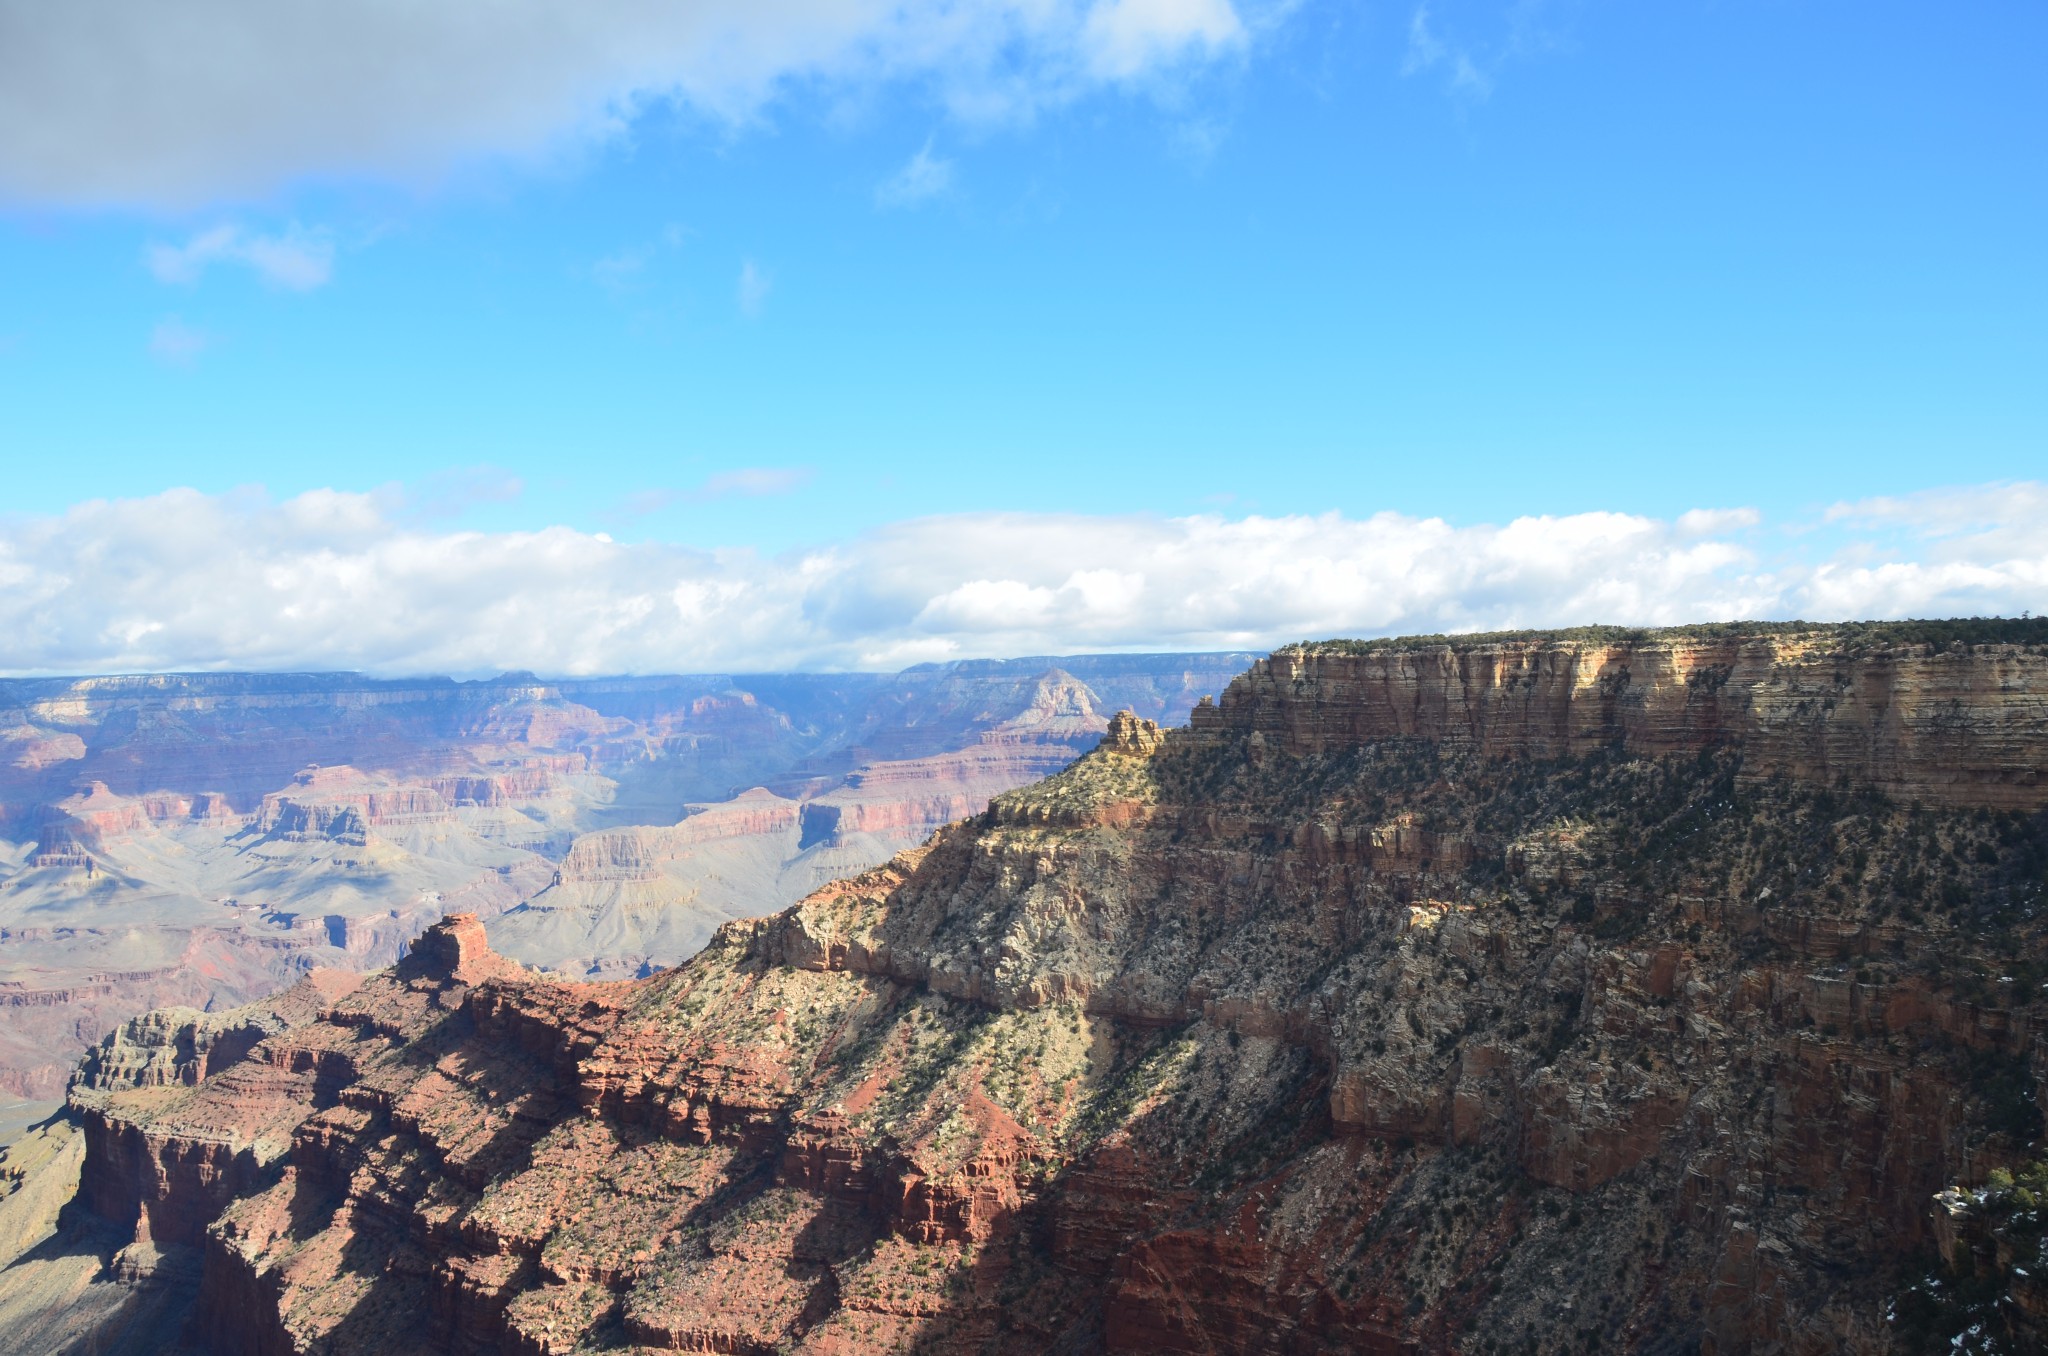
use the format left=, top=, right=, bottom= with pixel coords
left=8, top=619, right=2046, bottom=1353
left=0, top=655, right=1253, bottom=1102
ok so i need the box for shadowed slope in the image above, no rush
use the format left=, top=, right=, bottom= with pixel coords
left=37, top=623, right=2048, bottom=1352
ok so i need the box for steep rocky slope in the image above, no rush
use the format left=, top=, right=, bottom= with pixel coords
left=485, top=670, right=1126, bottom=982
left=0, top=656, right=1250, bottom=1098
left=34, top=622, right=2048, bottom=1353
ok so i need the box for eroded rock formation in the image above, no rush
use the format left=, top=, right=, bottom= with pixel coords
left=43, top=623, right=2048, bottom=1353
left=0, top=656, right=1251, bottom=1098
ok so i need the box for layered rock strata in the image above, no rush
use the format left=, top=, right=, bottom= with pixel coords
left=0, top=656, right=1251, bottom=1098
left=1207, top=626, right=2045, bottom=808
left=52, top=623, right=2048, bottom=1353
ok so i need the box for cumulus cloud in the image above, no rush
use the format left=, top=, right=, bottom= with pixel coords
left=1802, top=482, right=2048, bottom=618
left=0, top=485, right=2041, bottom=678
left=1675, top=507, right=1762, bottom=537
left=0, top=0, right=1258, bottom=208
left=144, top=223, right=335, bottom=290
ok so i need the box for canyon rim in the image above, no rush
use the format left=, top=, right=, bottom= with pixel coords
left=1, top=620, right=2044, bottom=1353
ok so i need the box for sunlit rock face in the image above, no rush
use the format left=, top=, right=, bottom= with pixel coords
left=48, top=621, right=2048, bottom=1354
left=0, top=655, right=1253, bottom=1099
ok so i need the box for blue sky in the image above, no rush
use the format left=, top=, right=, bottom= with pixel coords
left=0, top=1, right=2042, bottom=674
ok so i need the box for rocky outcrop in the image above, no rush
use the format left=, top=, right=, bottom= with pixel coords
left=0, top=655, right=1248, bottom=1099
left=250, top=767, right=488, bottom=844
left=556, top=790, right=805, bottom=884
left=1, top=724, right=86, bottom=772
left=70, top=970, right=363, bottom=1096
left=46, top=621, right=2048, bottom=1354
left=1198, top=627, right=2048, bottom=809
left=796, top=746, right=1071, bottom=848
left=428, top=769, right=564, bottom=808
left=787, top=672, right=1117, bottom=852
left=1098, top=709, right=1165, bottom=756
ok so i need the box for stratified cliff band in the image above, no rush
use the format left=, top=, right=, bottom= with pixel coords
left=0, top=655, right=1251, bottom=1099
left=41, top=622, right=2048, bottom=1353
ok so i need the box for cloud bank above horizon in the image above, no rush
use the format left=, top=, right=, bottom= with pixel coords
left=0, top=0, right=1250, bottom=207
left=0, top=483, right=2042, bottom=678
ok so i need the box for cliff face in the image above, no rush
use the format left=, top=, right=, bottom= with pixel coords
left=0, top=655, right=1253, bottom=1099
left=554, top=791, right=808, bottom=885
left=52, top=625, right=2048, bottom=1354
left=1202, top=632, right=2044, bottom=808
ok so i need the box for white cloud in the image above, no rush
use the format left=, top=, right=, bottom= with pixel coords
left=1676, top=507, right=1762, bottom=537
left=145, top=224, right=335, bottom=290
left=1082, top=0, right=1244, bottom=79
left=1803, top=482, right=2048, bottom=614
left=737, top=258, right=772, bottom=317
left=0, top=0, right=1258, bottom=208
left=146, top=317, right=209, bottom=365
left=1826, top=481, right=2048, bottom=539
left=0, top=484, right=2040, bottom=677
left=876, top=140, right=953, bottom=208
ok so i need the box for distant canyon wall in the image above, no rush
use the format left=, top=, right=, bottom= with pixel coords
left=0, top=654, right=1253, bottom=1099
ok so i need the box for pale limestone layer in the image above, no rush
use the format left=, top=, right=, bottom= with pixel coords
left=1195, top=634, right=2048, bottom=808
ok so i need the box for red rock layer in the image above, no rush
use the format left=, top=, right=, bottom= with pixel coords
left=1, top=657, right=1251, bottom=1101
left=60, top=626, right=2048, bottom=1354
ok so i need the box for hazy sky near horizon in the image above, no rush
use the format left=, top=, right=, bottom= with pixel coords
left=0, top=0, right=2042, bottom=674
